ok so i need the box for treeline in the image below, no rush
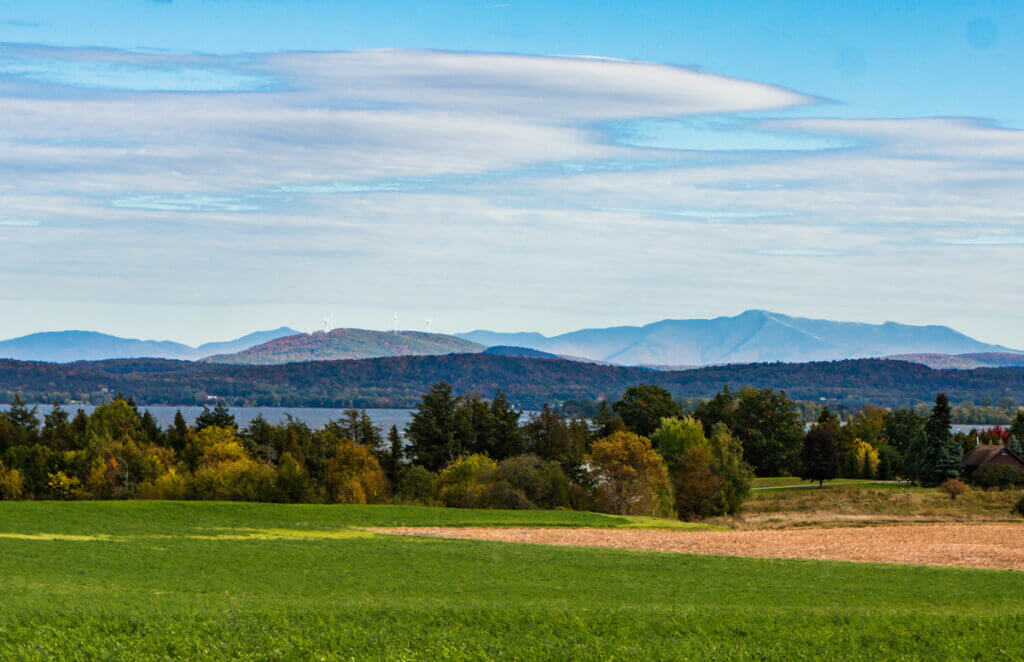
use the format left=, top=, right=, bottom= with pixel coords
left=3, top=354, right=1024, bottom=409
left=0, top=383, right=759, bottom=520
left=799, top=394, right=1024, bottom=487
left=3, top=383, right=1023, bottom=519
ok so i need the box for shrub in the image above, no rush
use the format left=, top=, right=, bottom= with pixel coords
left=188, top=428, right=277, bottom=501
left=480, top=480, right=534, bottom=510
left=969, top=464, right=1024, bottom=490
left=274, top=452, right=310, bottom=503
left=492, top=455, right=570, bottom=509
left=323, top=439, right=387, bottom=504
left=438, top=454, right=498, bottom=508
left=0, top=461, right=25, bottom=500
left=938, top=478, right=968, bottom=500
left=587, top=431, right=674, bottom=518
left=137, top=469, right=190, bottom=500
left=1013, top=494, right=1024, bottom=517
left=393, top=465, right=439, bottom=505
left=47, top=471, right=82, bottom=500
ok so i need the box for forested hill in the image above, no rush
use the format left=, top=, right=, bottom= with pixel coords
left=2, top=354, right=1024, bottom=409
left=206, top=329, right=483, bottom=365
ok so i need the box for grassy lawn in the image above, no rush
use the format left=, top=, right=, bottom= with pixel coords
left=2, top=502, right=1023, bottom=660
left=752, top=476, right=904, bottom=489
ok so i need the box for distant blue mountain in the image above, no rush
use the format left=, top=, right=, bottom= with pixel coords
left=0, top=327, right=298, bottom=363
left=458, top=310, right=1023, bottom=366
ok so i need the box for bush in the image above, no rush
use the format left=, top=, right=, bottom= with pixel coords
left=492, top=455, right=570, bottom=509
left=969, top=464, right=1024, bottom=490
left=323, top=439, right=387, bottom=504
left=438, top=454, right=498, bottom=508
left=479, top=480, right=534, bottom=510
left=393, top=465, right=439, bottom=505
left=0, top=461, right=24, bottom=500
left=188, top=427, right=277, bottom=501
left=938, top=478, right=968, bottom=500
left=137, top=469, right=191, bottom=500
left=1013, top=494, right=1024, bottom=517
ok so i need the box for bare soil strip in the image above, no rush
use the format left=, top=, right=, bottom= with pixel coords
left=375, top=523, right=1024, bottom=570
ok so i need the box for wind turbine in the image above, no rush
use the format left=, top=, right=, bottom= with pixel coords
left=322, top=314, right=334, bottom=334
left=393, top=312, right=399, bottom=333
left=424, top=318, right=433, bottom=333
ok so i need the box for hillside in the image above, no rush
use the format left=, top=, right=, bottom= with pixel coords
left=888, top=352, right=1024, bottom=370
left=0, top=327, right=299, bottom=362
left=2, top=354, right=1024, bottom=409
left=206, top=329, right=484, bottom=365
left=0, top=328, right=298, bottom=362
left=458, top=310, right=1022, bottom=365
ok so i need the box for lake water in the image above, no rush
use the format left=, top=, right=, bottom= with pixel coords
left=3, top=405, right=417, bottom=432
left=3, top=404, right=1008, bottom=436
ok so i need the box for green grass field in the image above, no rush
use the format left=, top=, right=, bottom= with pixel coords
left=2, top=501, right=1023, bottom=660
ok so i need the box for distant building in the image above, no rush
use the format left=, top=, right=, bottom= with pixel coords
left=962, top=444, right=1024, bottom=479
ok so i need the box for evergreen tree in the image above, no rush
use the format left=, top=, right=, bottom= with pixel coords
left=816, top=406, right=840, bottom=432
left=592, top=400, right=625, bottom=440
left=6, top=395, right=39, bottom=440
left=522, top=405, right=586, bottom=471
left=327, top=410, right=383, bottom=450
left=70, top=409, right=89, bottom=450
left=488, top=390, right=522, bottom=460
left=799, top=424, right=840, bottom=486
left=195, top=401, right=236, bottom=431
left=1010, top=410, right=1024, bottom=455
left=41, top=402, right=73, bottom=451
left=407, top=382, right=464, bottom=471
left=922, top=393, right=960, bottom=485
left=166, top=410, right=190, bottom=453
left=140, top=410, right=163, bottom=446
left=380, top=425, right=404, bottom=484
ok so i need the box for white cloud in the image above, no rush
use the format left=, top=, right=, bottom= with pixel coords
left=0, top=46, right=1021, bottom=346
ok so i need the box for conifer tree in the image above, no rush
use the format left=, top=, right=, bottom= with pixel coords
left=488, top=390, right=522, bottom=460
left=1010, top=410, right=1024, bottom=455
left=923, top=393, right=960, bottom=485
left=382, top=425, right=404, bottom=484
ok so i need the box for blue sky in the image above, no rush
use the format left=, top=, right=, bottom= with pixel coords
left=0, top=1, right=1022, bottom=347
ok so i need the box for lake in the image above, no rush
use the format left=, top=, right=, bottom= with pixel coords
left=3, top=404, right=1008, bottom=436
left=3, top=405, right=418, bottom=432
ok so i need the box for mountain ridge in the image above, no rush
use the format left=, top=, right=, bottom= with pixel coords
left=0, top=328, right=299, bottom=363
left=2, top=354, right=1023, bottom=409
left=206, top=328, right=484, bottom=365
left=457, top=310, right=1021, bottom=365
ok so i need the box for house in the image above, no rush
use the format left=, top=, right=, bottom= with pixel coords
left=961, top=444, right=1024, bottom=479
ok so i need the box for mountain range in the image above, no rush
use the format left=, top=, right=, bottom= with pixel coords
left=457, top=310, right=1022, bottom=365
left=0, top=310, right=1020, bottom=366
left=0, top=328, right=298, bottom=363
